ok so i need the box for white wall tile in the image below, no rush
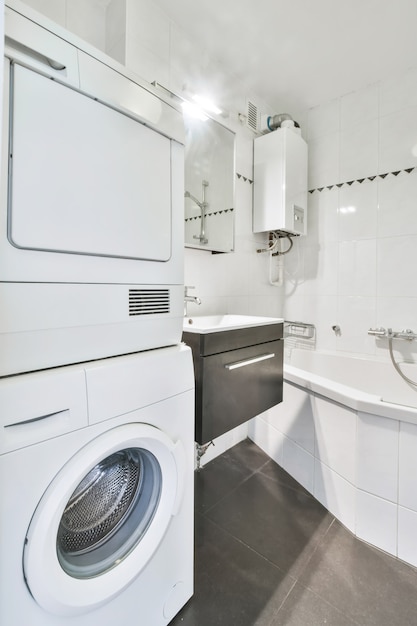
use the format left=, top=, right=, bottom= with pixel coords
left=340, top=83, right=379, bottom=130
left=307, top=98, right=340, bottom=141
left=234, top=178, right=253, bottom=237
left=302, top=242, right=338, bottom=296
left=106, top=36, right=126, bottom=64
left=377, top=235, right=417, bottom=298
left=126, top=0, right=170, bottom=65
left=296, top=66, right=417, bottom=366
left=248, top=416, right=284, bottom=467
left=336, top=296, right=376, bottom=355
left=398, top=506, right=417, bottom=567
left=376, top=297, right=417, bottom=344
left=313, top=396, right=356, bottom=483
left=282, top=437, right=315, bottom=494
left=66, top=0, right=106, bottom=51
left=235, top=130, right=255, bottom=180
left=267, top=382, right=315, bottom=454
left=302, top=294, right=338, bottom=353
left=399, top=421, right=417, bottom=512
left=282, top=238, right=307, bottom=296
left=377, top=170, right=417, bottom=238
left=380, top=67, right=417, bottom=117
left=22, top=0, right=66, bottom=25
left=226, top=250, right=251, bottom=296
left=338, top=181, right=378, bottom=241
left=340, top=119, right=378, bottom=182
left=356, top=412, right=399, bottom=502
left=356, top=490, right=397, bottom=557
left=246, top=294, right=284, bottom=318
left=339, top=240, right=377, bottom=298
left=307, top=188, right=339, bottom=244
left=184, top=248, right=203, bottom=293
left=379, top=106, right=417, bottom=174
left=105, top=0, right=126, bottom=58
left=125, top=40, right=170, bottom=86
left=307, top=132, right=339, bottom=189
left=314, top=458, right=356, bottom=533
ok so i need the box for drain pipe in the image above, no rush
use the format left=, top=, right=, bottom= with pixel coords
left=196, top=441, right=214, bottom=470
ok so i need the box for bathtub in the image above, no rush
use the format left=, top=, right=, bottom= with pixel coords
left=286, top=348, right=417, bottom=422
left=249, top=348, right=417, bottom=569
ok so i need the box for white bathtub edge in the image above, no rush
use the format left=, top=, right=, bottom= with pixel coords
left=284, top=364, right=417, bottom=426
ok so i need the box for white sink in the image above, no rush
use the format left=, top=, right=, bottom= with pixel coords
left=183, top=314, right=283, bottom=333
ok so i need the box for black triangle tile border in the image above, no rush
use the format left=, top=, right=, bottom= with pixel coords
left=308, top=166, right=416, bottom=194
left=236, top=172, right=253, bottom=184
left=184, top=207, right=235, bottom=223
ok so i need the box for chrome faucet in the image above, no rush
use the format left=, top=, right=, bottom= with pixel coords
left=368, top=327, right=417, bottom=341
left=184, top=286, right=201, bottom=316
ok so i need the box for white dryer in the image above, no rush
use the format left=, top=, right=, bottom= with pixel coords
left=0, top=344, right=194, bottom=625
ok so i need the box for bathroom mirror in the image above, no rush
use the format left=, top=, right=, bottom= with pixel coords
left=184, top=114, right=235, bottom=253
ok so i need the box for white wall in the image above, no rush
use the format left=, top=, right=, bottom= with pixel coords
left=286, top=73, right=417, bottom=361
left=120, top=0, right=285, bottom=320
left=22, top=0, right=285, bottom=321
left=22, top=0, right=109, bottom=50
left=15, top=0, right=417, bottom=353
left=12, top=0, right=285, bottom=460
left=13, top=1, right=417, bottom=472
left=0, top=0, right=4, bottom=155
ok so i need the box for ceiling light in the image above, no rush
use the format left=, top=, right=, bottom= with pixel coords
left=191, top=94, right=222, bottom=115
left=181, top=100, right=209, bottom=121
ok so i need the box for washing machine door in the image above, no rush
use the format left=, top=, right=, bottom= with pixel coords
left=23, top=423, right=186, bottom=617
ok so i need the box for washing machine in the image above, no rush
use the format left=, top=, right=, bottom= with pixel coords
left=0, top=344, right=194, bottom=625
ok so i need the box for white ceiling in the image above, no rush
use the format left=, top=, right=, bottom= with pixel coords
left=152, top=0, right=417, bottom=116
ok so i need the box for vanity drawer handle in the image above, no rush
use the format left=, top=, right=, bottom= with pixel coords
left=225, top=353, right=275, bottom=371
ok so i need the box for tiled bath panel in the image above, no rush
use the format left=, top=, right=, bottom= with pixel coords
left=171, top=440, right=417, bottom=626
left=251, top=380, right=417, bottom=570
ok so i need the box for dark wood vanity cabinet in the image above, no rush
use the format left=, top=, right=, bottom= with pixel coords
left=183, top=322, right=283, bottom=444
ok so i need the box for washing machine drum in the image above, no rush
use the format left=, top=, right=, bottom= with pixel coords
left=57, top=447, right=161, bottom=579
left=23, top=424, right=186, bottom=617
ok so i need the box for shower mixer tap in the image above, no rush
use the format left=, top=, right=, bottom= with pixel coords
left=368, top=327, right=417, bottom=341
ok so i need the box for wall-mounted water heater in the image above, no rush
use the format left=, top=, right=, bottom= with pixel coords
left=253, top=120, right=308, bottom=236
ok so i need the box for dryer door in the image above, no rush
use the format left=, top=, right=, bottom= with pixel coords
left=23, top=423, right=186, bottom=617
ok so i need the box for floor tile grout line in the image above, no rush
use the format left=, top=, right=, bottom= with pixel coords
left=198, top=457, right=319, bottom=517
left=271, top=579, right=363, bottom=626
left=195, top=458, right=272, bottom=516
left=265, top=578, right=298, bottom=626
left=295, top=516, right=337, bottom=574
left=257, top=462, right=321, bottom=502
left=199, top=513, right=297, bottom=580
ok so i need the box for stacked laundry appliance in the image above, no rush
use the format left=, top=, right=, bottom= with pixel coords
left=0, top=1, right=194, bottom=624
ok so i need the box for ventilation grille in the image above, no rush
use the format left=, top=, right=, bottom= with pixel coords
left=129, top=289, right=170, bottom=316
left=246, top=99, right=260, bottom=132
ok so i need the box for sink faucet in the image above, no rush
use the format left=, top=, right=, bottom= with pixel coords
left=184, top=286, right=201, bottom=316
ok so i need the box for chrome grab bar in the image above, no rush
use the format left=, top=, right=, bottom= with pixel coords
left=368, top=327, right=417, bottom=341
left=284, top=320, right=315, bottom=339
left=368, top=327, right=387, bottom=337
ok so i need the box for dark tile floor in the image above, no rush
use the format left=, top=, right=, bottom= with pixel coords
left=170, top=439, right=417, bottom=626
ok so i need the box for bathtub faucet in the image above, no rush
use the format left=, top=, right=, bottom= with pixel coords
left=368, top=327, right=417, bottom=341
